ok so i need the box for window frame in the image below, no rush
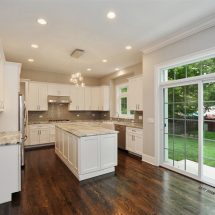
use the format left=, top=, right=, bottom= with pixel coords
left=116, top=83, right=134, bottom=119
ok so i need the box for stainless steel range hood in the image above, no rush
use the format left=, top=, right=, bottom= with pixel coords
left=48, top=96, right=71, bottom=104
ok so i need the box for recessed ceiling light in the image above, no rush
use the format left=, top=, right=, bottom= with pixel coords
left=28, top=58, right=34, bottom=62
left=31, top=44, right=39, bottom=49
left=87, top=68, right=92, bottom=71
left=125, top=45, right=132, bottom=50
left=37, top=18, right=47, bottom=25
left=102, top=59, right=107, bottom=63
left=115, top=68, right=120, bottom=71
left=107, top=11, right=116, bottom=19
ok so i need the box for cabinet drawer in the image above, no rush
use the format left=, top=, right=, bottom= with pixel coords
left=126, top=127, right=143, bottom=135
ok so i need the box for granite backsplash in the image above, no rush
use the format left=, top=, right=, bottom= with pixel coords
left=28, top=104, right=143, bottom=124
left=28, top=104, right=110, bottom=123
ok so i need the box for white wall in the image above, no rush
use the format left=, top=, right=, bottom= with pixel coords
left=142, top=26, right=215, bottom=161
left=0, top=62, right=21, bottom=132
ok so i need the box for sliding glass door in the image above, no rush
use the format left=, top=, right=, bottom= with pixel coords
left=163, top=84, right=199, bottom=176
left=203, top=82, right=215, bottom=182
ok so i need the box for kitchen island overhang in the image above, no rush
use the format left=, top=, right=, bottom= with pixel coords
left=55, top=123, right=118, bottom=181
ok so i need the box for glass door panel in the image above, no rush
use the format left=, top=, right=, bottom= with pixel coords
left=203, top=83, right=215, bottom=181
left=163, top=84, right=198, bottom=175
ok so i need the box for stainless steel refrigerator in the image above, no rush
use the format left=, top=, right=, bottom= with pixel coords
left=18, top=94, right=27, bottom=166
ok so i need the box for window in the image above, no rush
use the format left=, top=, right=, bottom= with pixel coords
left=116, top=84, right=134, bottom=118
left=162, top=56, right=215, bottom=82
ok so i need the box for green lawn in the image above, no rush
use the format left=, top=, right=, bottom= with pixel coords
left=167, top=132, right=215, bottom=167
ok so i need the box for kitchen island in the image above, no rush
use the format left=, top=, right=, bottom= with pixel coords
left=55, top=123, right=118, bottom=181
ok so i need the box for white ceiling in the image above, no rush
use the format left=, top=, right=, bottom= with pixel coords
left=1, top=0, right=215, bottom=77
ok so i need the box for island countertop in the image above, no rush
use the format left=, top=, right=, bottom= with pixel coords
left=0, top=131, right=21, bottom=146
left=56, top=122, right=118, bottom=137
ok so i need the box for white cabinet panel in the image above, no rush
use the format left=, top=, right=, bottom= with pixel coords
left=0, top=46, right=5, bottom=112
left=28, top=82, right=48, bottom=111
left=100, top=86, right=110, bottom=111
left=80, top=136, right=100, bottom=174
left=91, top=87, right=100, bottom=111
left=28, top=83, right=39, bottom=111
left=55, top=128, right=60, bottom=149
left=100, top=135, right=117, bottom=169
left=69, top=86, right=85, bottom=111
left=84, top=87, right=91, bottom=110
left=29, top=129, right=39, bottom=145
left=38, top=84, right=48, bottom=111
left=63, top=132, right=69, bottom=159
left=126, top=127, right=143, bottom=156
left=48, top=84, right=70, bottom=96
left=128, top=76, right=143, bottom=111
left=39, top=128, right=50, bottom=144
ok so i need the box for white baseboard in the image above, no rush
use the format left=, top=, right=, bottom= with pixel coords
left=142, top=153, right=157, bottom=166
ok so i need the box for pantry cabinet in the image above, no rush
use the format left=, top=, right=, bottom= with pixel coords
left=126, top=127, right=143, bottom=156
left=69, top=86, right=85, bottom=111
left=128, top=76, right=143, bottom=111
left=28, top=82, right=48, bottom=111
left=0, top=45, right=5, bottom=112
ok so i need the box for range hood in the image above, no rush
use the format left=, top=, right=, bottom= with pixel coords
left=48, top=96, right=71, bottom=104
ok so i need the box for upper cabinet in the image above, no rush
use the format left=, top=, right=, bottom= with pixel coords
left=48, top=83, right=70, bottom=96
left=84, top=87, right=92, bottom=110
left=91, top=87, right=100, bottom=111
left=100, top=86, right=110, bottom=111
left=0, top=44, right=5, bottom=112
left=28, top=82, right=48, bottom=111
left=68, top=86, right=85, bottom=111
left=128, top=76, right=143, bottom=111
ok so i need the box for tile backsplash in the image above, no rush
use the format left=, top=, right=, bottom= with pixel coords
left=28, top=104, right=110, bottom=123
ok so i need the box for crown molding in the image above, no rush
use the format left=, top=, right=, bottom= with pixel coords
left=141, top=14, right=215, bottom=55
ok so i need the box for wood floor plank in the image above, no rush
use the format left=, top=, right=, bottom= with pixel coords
left=0, top=147, right=215, bottom=215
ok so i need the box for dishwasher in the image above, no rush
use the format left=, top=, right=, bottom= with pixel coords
left=114, top=124, right=126, bottom=150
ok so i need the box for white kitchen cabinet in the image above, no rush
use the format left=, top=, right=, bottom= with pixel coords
left=0, top=44, right=5, bottom=112
left=28, top=124, right=50, bottom=145
left=80, top=136, right=100, bottom=174
left=48, top=83, right=70, bottom=96
left=0, top=144, right=21, bottom=204
left=91, top=87, right=100, bottom=111
left=128, top=76, right=143, bottom=111
left=100, top=86, right=110, bottom=111
left=49, top=125, right=55, bottom=142
left=68, top=135, right=78, bottom=171
left=126, top=127, right=143, bottom=156
left=69, top=86, right=85, bottom=111
left=84, top=87, right=92, bottom=110
left=28, top=82, right=48, bottom=111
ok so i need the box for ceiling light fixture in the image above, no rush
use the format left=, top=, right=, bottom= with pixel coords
left=87, top=68, right=92, bottom=71
left=28, top=58, right=34, bottom=62
left=70, top=73, right=85, bottom=87
left=115, top=68, right=120, bottom=71
left=37, top=18, right=47, bottom=25
left=107, top=11, right=116, bottom=19
left=102, top=59, right=107, bottom=63
left=31, top=44, right=39, bottom=49
left=125, top=45, right=132, bottom=50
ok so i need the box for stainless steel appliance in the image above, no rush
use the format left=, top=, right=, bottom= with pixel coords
left=18, top=94, right=27, bottom=166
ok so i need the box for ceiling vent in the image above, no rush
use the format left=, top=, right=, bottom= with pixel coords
left=70, top=49, right=85, bottom=59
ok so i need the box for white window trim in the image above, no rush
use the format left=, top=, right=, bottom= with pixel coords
left=154, top=46, right=215, bottom=187
left=116, top=83, right=134, bottom=119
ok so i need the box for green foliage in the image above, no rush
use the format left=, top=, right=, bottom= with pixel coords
left=167, top=57, right=215, bottom=80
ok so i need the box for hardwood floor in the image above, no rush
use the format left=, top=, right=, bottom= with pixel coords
left=0, top=147, right=215, bottom=215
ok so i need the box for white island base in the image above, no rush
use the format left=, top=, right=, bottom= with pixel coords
left=55, top=126, right=118, bottom=181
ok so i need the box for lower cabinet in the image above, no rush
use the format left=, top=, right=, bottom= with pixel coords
left=126, top=127, right=143, bottom=156
left=28, top=124, right=51, bottom=146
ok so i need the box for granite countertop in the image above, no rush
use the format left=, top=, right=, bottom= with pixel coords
left=0, top=131, right=21, bottom=146
left=28, top=120, right=143, bottom=129
left=56, top=123, right=118, bottom=137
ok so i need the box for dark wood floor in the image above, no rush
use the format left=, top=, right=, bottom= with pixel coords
left=0, top=147, right=215, bottom=215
